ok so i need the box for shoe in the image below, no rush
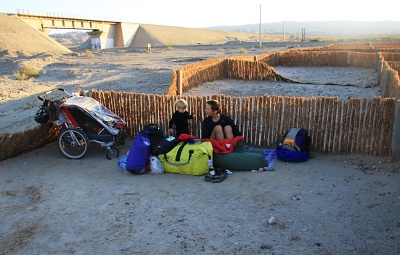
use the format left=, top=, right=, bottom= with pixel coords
left=204, top=168, right=227, bottom=183
left=204, top=173, right=213, bottom=182
left=204, top=173, right=223, bottom=182
left=211, top=173, right=226, bottom=183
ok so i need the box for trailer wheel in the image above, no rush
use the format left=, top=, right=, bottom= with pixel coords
left=106, top=147, right=119, bottom=160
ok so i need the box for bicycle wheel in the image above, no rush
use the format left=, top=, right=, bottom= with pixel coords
left=58, top=128, right=89, bottom=159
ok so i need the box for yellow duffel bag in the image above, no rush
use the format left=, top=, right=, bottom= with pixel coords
left=158, top=141, right=213, bottom=176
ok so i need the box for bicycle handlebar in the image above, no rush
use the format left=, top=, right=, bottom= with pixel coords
left=37, top=88, right=71, bottom=101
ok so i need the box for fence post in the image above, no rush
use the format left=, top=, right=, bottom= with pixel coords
left=346, top=51, right=350, bottom=66
left=275, top=52, right=279, bottom=66
left=375, top=53, right=380, bottom=70
left=383, top=69, right=391, bottom=98
left=254, top=56, right=258, bottom=80
left=392, top=100, right=400, bottom=161
left=177, top=69, right=182, bottom=96
left=377, top=60, right=382, bottom=86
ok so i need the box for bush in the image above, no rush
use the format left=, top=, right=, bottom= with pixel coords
left=85, top=49, right=95, bottom=58
left=14, top=66, right=40, bottom=80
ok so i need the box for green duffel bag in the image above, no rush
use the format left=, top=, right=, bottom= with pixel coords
left=213, top=141, right=269, bottom=171
left=158, top=141, right=213, bottom=176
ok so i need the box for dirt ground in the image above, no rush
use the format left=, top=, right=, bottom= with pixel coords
left=1, top=45, right=399, bottom=255
left=0, top=15, right=399, bottom=254
left=1, top=139, right=399, bottom=255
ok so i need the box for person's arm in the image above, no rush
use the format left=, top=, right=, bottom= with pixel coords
left=168, top=112, right=176, bottom=129
left=184, top=111, right=195, bottom=119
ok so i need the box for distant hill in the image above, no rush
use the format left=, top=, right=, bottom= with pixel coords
left=45, top=21, right=400, bottom=50
left=50, top=32, right=90, bottom=47
left=207, top=21, right=400, bottom=37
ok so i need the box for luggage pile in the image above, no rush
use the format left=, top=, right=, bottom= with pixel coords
left=122, top=124, right=216, bottom=177
left=119, top=124, right=312, bottom=180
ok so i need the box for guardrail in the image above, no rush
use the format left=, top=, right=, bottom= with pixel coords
left=16, top=9, right=119, bottom=22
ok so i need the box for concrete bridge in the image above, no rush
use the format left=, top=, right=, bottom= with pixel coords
left=14, top=11, right=140, bottom=49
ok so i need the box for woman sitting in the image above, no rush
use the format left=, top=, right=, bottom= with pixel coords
left=201, top=100, right=242, bottom=140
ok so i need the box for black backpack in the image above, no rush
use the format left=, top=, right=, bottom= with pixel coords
left=143, top=124, right=166, bottom=152
left=151, top=138, right=181, bottom=156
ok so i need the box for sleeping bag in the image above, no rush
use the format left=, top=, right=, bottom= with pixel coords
left=126, top=131, right=151, bottom=174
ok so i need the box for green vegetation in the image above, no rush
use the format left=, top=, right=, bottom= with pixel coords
left=14, top=66, right=40, bottom=81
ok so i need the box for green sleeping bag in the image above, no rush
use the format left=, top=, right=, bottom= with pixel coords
left=213, top=141, right=269, bottom=171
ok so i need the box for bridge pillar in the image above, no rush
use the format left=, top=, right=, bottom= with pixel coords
left=88, top=31, right=102, bottom=49
left=114, top=22, right=140, bottom=48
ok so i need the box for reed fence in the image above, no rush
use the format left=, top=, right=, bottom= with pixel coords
left=381, top=53, right=400, bottom=61
left=387, top=61, right=400, bottom=74
left=377, top=55, right=400, bottom=99
left=2, top=42, right=400, bottom=161
left=0, top=124, right=60, bottom=161
left=167, top=58, right=227, bottom=95
left=168, top=51, right=383, bottom=96
left=91, top=90, right=395, bottom=157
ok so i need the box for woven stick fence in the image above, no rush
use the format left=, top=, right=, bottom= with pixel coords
left=379, top=60, right=400, bottom=99
left=301, top=43, right=376, bottom=52
left=2, top=45, right=400, bottom=161
left=167, top=51, right=385, bottom=98
left=91, top=90, right=395, bottom=157
left=382, top=53, right=400, bottom=61
left=271, top=51, right=378, bottom=68
left=388, top=61, right=400, bottom=74
left=166, top=58, right=227, bottom=95
left=225, top=59, right=291, bottom=81
left=0, top=124, right=60, bottom=161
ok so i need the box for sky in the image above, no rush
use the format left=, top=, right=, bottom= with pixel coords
left=1, top=0, right=399, bottom=28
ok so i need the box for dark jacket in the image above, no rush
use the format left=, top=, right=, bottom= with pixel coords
left=168, top=111, right=194, bottom=130
left=201, top=114, right=242, bottom=139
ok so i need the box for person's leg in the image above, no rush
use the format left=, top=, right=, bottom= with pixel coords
left=223, top=125, right=234, bottom=139
left=175, top=130, right=182, bottom=139
left=210, top=125, right=224, bottom=140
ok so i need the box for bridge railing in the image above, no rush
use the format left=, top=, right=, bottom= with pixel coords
left=16, top=9, right=118, bottom=22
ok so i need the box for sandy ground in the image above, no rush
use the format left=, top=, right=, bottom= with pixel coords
left=1, top=140, right=399, bottom=255
left=1, top=46, right=398, bottom=255
left=1, top=14, right=399, bottom=255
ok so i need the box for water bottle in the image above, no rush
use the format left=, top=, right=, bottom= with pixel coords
left=118, top=161, right=126, bottom=170
left=118, top=156, right=127, bottom=170
left=208, top=159, right=215, bottom=176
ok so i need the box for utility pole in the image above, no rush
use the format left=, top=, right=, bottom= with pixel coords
left=283, top=20, right=285, bottom=42
left=259, top=5, right=262, bottom=48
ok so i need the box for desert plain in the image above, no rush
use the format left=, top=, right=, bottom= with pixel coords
left=0, top=14, right=400, bottom=255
